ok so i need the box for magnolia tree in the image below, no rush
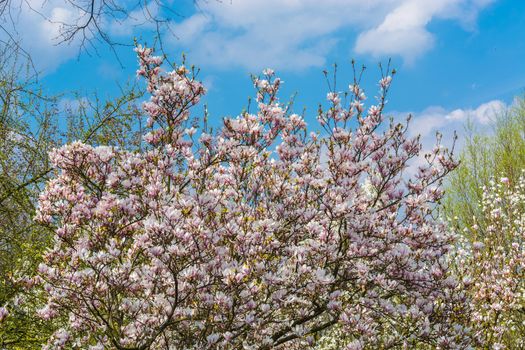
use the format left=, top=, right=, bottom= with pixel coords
left=33, top=46, right=470, bottom=349
left=454, top=174, right=525, bottom=349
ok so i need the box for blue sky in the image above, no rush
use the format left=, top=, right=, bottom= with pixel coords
left=10, top=0, right=525, bottom=150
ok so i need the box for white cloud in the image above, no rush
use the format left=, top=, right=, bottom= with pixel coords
left=392, top=99, right=506, bottom=174
left=58, top=96, right=90, bottom=112
left=407, top=100, right=506, bottom=140
left=166, top=0, right=393, bottom=71
left=106, top=3, right=159, bottom=37
left=166, top=0, right=494, bottom=71
left=392, top=100, right=504, bottom=175
left=0, top=0, right=82, bottom=73
left=0, top=0, right=495, bottom=73
left=354, top=0, right=495, bottom=63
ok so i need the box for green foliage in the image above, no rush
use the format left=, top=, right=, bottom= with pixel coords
left=443, top=97, right=525, bottom=348
left=444, top=97, right=525, bottom=237
left=0, top=43, right=58, bottom=348
left=0, top=43, right=145, bottom=348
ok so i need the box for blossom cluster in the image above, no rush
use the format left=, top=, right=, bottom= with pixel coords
left=34, top=47, right=468, bottom=349
left=454, top=174, right=525, bottom=349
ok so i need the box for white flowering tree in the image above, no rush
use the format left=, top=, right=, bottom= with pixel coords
left=454, top=174, right=525, bottom=349
left=32, top=46, right=470, bottom=349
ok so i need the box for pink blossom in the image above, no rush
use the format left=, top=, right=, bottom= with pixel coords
left=33, top=46, right=467, bottom=349
left=0, top=306, right=8, bottom=322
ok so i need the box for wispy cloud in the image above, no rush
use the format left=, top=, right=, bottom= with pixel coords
left=407, top=99, right=505, bottom=140
left=391, top=99, right=506, bottom=174
left=2, top=0, right=495, bottom=73
left=167, top=0, right=494, bottom=71
left=384, top=99, right=505, bottom=175
left=106, top=2, right=159, bottom=37
left=0, top=0, right=83, bottom=73
left=354, top=0, right=495, bottom=64
left=166, top=0, right=392, bottom=71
